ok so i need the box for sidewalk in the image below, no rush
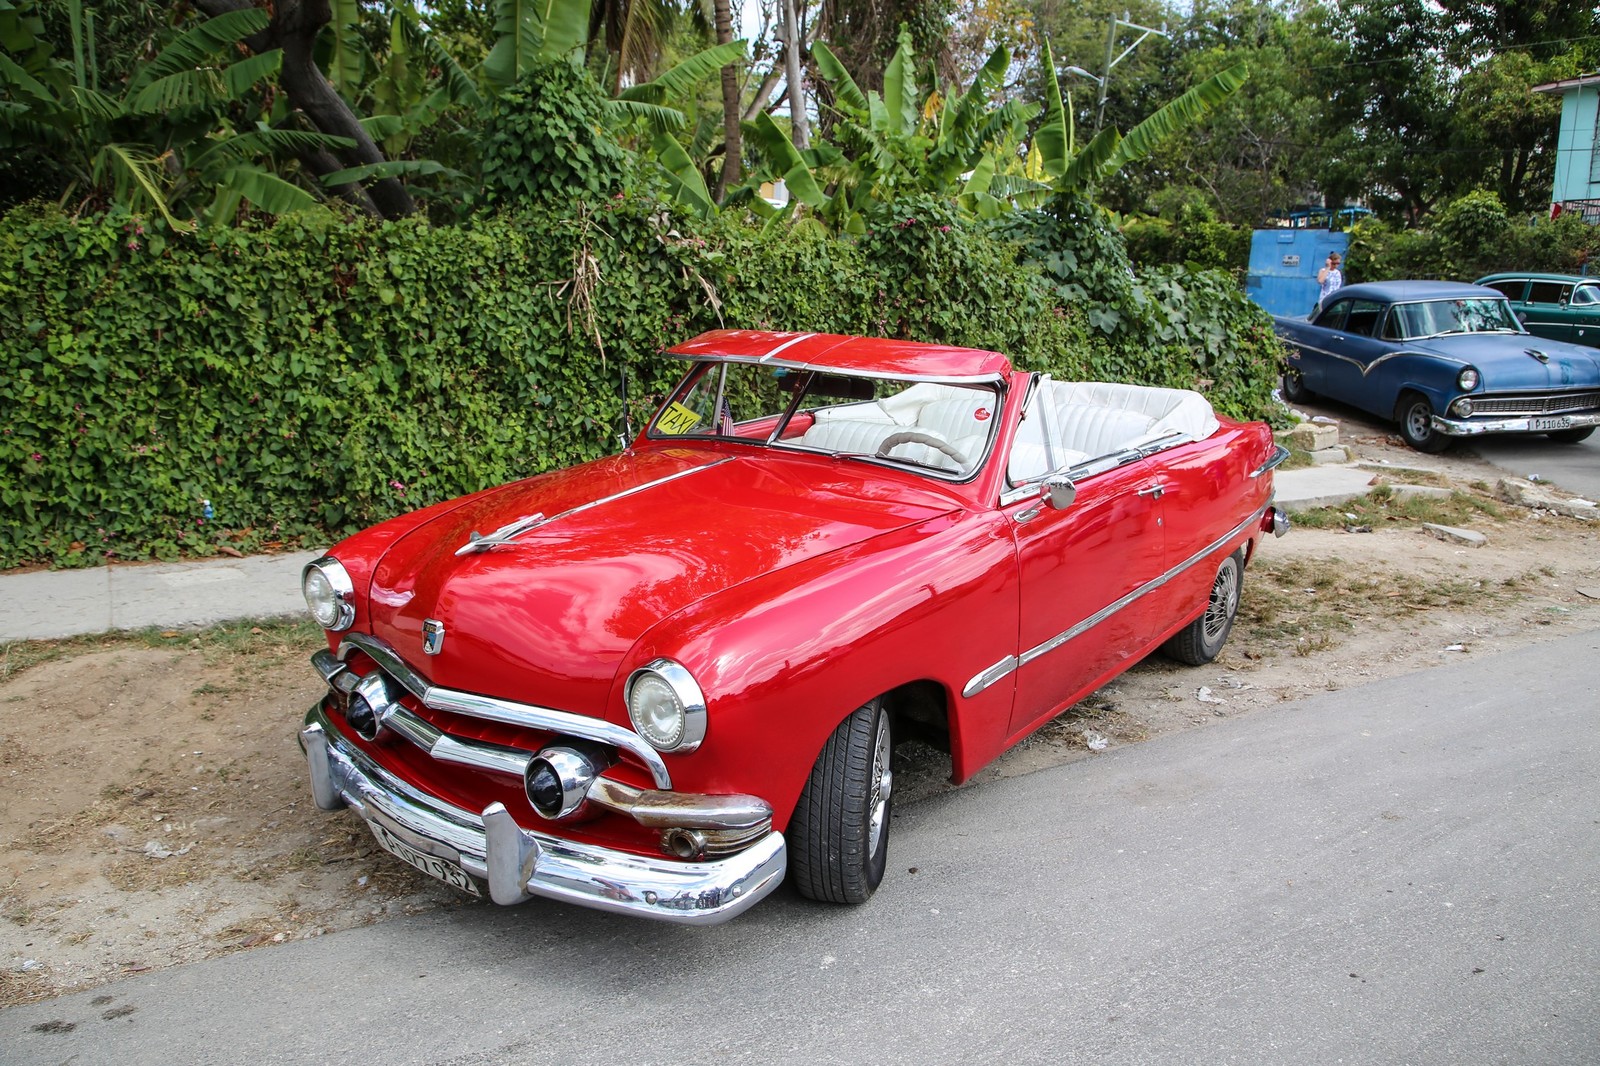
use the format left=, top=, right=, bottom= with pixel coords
left=2, top=464, right=1376, bottom=644
left=1, top=550, right=323, bottom=643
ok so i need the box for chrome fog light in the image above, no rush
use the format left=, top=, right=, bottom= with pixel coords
left=345, top=672, right=393, bottom=741
left=1452, top=398, right=1474, bottom=417
left=524, top=746, right=600, bottom=820
left=626, top=659, right=707, bottom=753
left=302, top=557, right=355, bottom=631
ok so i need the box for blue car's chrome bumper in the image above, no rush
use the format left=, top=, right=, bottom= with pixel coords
left=300, top=704, right=787, bottom=925
left=1433, top=411, right=1600, bottom=437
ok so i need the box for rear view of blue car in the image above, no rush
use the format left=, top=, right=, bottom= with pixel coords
left=1274, top=280, right=1600, bottom=452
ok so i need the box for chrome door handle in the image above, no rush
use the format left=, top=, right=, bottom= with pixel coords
left=1136, top=484, right=1166, bottom=499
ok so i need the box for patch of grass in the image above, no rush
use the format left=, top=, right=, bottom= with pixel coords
left=0, top=618, right=322, bottom=683
left=1241, top=555, right=1533, bottom=655
left=1292, top=484, right=1506, bottom=531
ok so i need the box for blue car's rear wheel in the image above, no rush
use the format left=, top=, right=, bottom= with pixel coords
left=1395, top=392, right=1451, bottom=453
left=1281, top=367, right=1314, bottom=403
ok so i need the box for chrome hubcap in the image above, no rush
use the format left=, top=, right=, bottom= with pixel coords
left=1203, top=561, right=1239, bottom=643
left=867, top=712, right=892, bottom=855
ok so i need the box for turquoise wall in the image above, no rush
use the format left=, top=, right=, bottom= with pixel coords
left=1551, top=82, right=1600, bottom=204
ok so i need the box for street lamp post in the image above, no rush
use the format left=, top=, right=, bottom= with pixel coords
left=1092, top=13, right=1169, bottom=133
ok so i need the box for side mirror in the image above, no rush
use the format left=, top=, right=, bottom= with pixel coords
left=1040, top=476, right=1077, bottom=510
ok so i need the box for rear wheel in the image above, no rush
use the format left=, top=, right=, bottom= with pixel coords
left=789, top=698, right=892, bottom=904
left=1164, top=551, right=1242, bottom=666
left=1395, top=392, right=1452, bottom=453
left=1281, top=367, right=1314, bottom=403
left=1547, top=426, right=1595, bottom=444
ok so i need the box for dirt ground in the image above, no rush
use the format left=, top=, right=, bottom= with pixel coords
left=4, top=430, right=1599, bottom=1007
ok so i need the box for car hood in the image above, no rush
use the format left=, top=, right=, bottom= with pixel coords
left=1411, top=334, right=1600, bottom=389
left=360, top=446, right=955, bottom=715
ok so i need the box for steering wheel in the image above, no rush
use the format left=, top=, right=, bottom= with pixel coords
left=875, top=430, right=969, bottom=467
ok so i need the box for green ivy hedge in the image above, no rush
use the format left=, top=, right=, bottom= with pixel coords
left=1, top=199, right=1280, bottom=569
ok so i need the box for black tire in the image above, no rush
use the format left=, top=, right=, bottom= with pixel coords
left=1395, top=392, right=1452, bottom=453
left=1163, top=551, right=1243, bottom=666
left=1281, top=367, right=1314, bottom=403
left=1547, top=426, right=1595, bottom=444
left=789, top=698, right=892, bottom=904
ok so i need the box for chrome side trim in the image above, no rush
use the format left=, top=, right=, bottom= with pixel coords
left=1250, top=444, right=1290, bottom=478
left=1284, top=342, right=1469, bottom=377
left=963, top=656, right=1019, bottom=698
left=334, top=632, right=673, bottom=789
left=1016, top=503, right=1269, bottom=671
left=302, top=707, right=786, bottom=925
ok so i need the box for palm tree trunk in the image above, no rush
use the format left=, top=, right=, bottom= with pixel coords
left=713, top=0, right=741, bottom=202
left=781, top=0, right=810, bottom=149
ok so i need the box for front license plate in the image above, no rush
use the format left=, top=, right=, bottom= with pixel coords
left=368, top=821, right=481, bottom=896
left=1530, top=416, right=1571, bottom=431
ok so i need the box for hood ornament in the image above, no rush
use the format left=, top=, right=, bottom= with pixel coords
left=455, top=513, right=546, bottom=556
left=1525, top=348, right=1550, bottom=364
left=422, top=618, right=446, bottom=655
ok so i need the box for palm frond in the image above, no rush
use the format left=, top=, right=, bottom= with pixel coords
left=326, top=0, right=367, bottom=101
left=218, top=165, right=321, bottom=214
left=128, top=67, right=228, bottom=115
left=126, top=8, right=269, bottom=94
left=1034, top=40, right=1069, bottom=179
left=605, top=97, right=688, bottom=132
left=812, top=42, right=868, bottom=116
left=1103, top=62, right=1249, bottom=174
left=319, top=159, right=454, bottom=185
left=650, top=129, right=713, bottom=217
left=619, top=40, right=745, bottom=105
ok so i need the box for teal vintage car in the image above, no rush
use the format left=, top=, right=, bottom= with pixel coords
left=1475, top=273, right=1600, bottom=349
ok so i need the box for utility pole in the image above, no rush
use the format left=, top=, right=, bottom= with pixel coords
left=1094, top=12, right=1169, bottom=133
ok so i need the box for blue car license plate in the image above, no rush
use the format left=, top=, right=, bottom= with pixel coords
left=1529, top=416, right=1572, bottom=431
left=369, top=821, right=481, bottom=896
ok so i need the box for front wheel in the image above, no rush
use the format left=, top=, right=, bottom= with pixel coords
left=1395, top=392, right=1452, bottom=453
left=789, top=698, right=893, bottom=904
left=1163, top=551, right=1242, bottom=665
left=1547, top=426, right=1595, bottom=444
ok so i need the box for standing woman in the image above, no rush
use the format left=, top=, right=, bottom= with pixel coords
left=1316, top=252, right=1344, bottom=311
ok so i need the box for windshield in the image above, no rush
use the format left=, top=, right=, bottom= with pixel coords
left=1386, top=298, right=1523, bottom=340
left=647, top=360, right=1001, bottom=478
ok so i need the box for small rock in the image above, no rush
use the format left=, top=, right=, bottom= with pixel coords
left=1196, top=686, right=1227, bottom=705
left=20, top=959, right=41, bottom=972
left=1421, top=523, right=1486, bottom=547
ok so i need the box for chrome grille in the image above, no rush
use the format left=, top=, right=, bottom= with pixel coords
left=1470, top=391, right=1600, bottom=416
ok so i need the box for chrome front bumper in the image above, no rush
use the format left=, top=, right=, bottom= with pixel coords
left=1433, top=411, right=1600, bottom=437
left=300, top=703, right=787, bottom=925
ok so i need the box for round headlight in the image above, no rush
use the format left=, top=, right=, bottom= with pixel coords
left=1453, top=398, right=1474, bottom=417
left=625, top=659, right=707, bottom=753
left=1457, top=367, right=1480, bottom=391
left=302, top=557, right=355, bottom=631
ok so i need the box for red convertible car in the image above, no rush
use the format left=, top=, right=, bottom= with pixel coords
left=299, top=330, right=1288, bottom=923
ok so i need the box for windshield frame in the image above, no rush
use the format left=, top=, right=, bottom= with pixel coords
left=644, top=358, right=1006, bottom=483
left=1382, top=296, right=1526, bottom=341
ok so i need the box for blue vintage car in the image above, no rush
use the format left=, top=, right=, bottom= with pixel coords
left=1274, top=280, right=1600, bottom=452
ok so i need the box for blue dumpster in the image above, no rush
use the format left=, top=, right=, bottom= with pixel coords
left=1245, top=229, right=1349, bottom=318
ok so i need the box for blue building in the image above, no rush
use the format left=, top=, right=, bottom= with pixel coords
left=1533, top=72, right=1600, bottom=223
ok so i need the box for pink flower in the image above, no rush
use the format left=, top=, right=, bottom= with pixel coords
left=30, top=452, right=43, bottom=461
left=127, top=240, right=140, bottom=251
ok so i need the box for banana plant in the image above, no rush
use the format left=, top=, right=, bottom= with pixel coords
left=1, top=2, right=349, bottom=228
left=1028, top=39, right=1251, bottom=201
left=740, top=31, right=1037, bottom=230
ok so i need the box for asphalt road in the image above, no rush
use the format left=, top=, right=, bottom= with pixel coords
left=1289, top=393, right=1600, bottom=500
left=4, top=630, right=1598, bottom=1066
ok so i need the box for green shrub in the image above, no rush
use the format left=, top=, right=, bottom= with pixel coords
left=1, top=198, right=1281, bottom=568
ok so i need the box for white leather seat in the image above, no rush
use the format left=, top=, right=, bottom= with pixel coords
left=1007, top=377, right=1219, bottom=483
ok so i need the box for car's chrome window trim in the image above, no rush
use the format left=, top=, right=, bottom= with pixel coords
left=963, top=502, right=1269, bottom=697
